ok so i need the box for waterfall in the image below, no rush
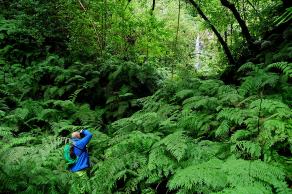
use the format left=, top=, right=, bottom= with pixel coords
left=194, top=35, right=202, bottom=70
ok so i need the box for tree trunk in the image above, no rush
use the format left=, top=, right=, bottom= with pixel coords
left=152, top=0, right=155, bottom=11
left=188, top=0, right=236, bottom=65
left=220, top=0, right=255, bottom=50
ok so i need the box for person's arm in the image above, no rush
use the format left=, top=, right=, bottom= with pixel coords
left=76, top=129, right=92, bottom=149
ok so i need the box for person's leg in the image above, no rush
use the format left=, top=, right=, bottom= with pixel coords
left=70, top=170, right=88, bottom=194
left=76, top=170, right=87, bottom=178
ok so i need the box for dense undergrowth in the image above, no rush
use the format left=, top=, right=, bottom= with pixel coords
left=1, top=59, right=291, bottom=193
left=0, top=0, right=292, bottom=193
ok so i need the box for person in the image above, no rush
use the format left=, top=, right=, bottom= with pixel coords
left=70, top=129, right=93, bottom=175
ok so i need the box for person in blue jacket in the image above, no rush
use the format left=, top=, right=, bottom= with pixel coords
left=70, top=129, right=93, bottom=174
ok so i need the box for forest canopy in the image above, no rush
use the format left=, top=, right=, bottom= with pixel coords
left=0, top=0, right=291, bottom=193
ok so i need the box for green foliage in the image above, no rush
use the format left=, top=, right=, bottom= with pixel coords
left=169, top=158, right=288, bottom=194
left=0, top=0, right=291, bottom=193
left=1, top=58, right=291, bottom=193
left=267, top=62, right=292, bottom=77
left=275, top=7, right=292, bottom=26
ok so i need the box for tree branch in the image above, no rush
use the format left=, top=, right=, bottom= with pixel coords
left=188, top=0, right=236, bottom=65
left=152, top=0, right=155, bottom=11
left=220, top=0, right=255, bottom=50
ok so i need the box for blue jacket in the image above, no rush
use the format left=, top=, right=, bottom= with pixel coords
left=70, top=129, right=93, bottom=172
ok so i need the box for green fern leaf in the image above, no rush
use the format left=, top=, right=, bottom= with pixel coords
left=159, top=131, right=188, bottom=161
left=168, top=159, right=227, bottom=192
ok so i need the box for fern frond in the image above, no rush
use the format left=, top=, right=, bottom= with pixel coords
left=250, top=99, right=291, bottom=118
left=266, top=62, right=292, bottom=77
left=274, top=7, right=292, bottom=26
left=2, top=136, right=36, bottom=150
left=158, top=131, right=188, bottom=161
left=43, top=86, right=60, bottom=100
left=12, top=108, right=30, bottom=120
left=110, top=112, right=161, bottom=134
left=148, top=146, right=176, bottom=177
left=216, top=184, right=272, bottom=194
left=183, top=96, right=218, bottom=111
left=0, top=126, right=13, bottom=138
left=230, top=130, right=252, bottom=142
left=175, top=89, right=195, bottom=100
left=0, top=88, right=11, bottom=97
left=217, top=108, right=246, bottom=125
left=217, top=85, right=243, bottom=105
left=50, top=120, right=80, bottom=134
left=263, top=119, right=286, bottom=131
left=38, top=108, right=60, bottom=121
left=237, top=62, right=260, bottom=72
left=156, top=103, right=180, bottom=119
left=0, top=99, right=9, bottom=111
left=215, top=120, right=230, bottom=138
left=168, top=159, right=227, bottom=192
left=72, top=104, right=102, bottom=126
left=178, top=112, right=213, bottom=135
left=222, top=158, right=289, bottom=193
left=231, top=141, right=261, bottom=158
left=259, top=119, right=289, bottom=149
left=199, top=80, right=224, bottom=96
left=65, top=75, right=86, bottom=84
left=46, top=100, right=76, bottom=113
left=239, top=70, right=279, bottom=96
left=186, top=140, right=227, bottom=162
left=106, top=131, right=159, bottom=158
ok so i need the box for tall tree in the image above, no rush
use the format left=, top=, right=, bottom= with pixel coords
left=188, top=0, right=236, bottom=65
left=220, top=0, right=255, bottom=50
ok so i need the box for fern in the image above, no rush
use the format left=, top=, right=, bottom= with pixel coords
left=249, top=99, right=291, bottom=118
left=106, top=131, right=159, bottom=158
left=199, top=79, right=224, bottom=96
left=50, top=120, right=81, bottom=134
left=266, top=62, right=292, bottom=77
left=0, top=135, right=72, bottom=193
left=147, top=146, right=177, bottom=179
left=274, top=7, right=292, bottom=26
left=183, top=96, right=218, bottom=111
left=215, top=120, right=230, bottom=138
left=231, top=141, right=261, bottom=158
left=110, top=112, right=161, bottom=134
left=237, top=62, right=261, bottom=72
left=230, top=130, right=252, bottom=142
left=157, top=131, right=189, bottom=161
left=168, top=157, right=289, bottom=193
left=72, top=104, right=103, bottom=127
left=37, top=108, right=60, bottom=121
left=215, top=184, right=272, bottom=194
left=222, top=158, right=290, bottom=194
left=168, top=159, right=227, bottom=193
left=44, top=85, right=69, bottom=100
left=90, top=131, right=159, bottom=193
left=0, top=99, right=9, bottom=111
left=239, top=69, right=279, bottom=96
left=217, top=108, right=247, bottom=125
left=0, top=126, right=13, bottom=138
left=259, top=119, right=289, bottom=150
left=175, top=89, right=195, bottom=100
left=178, top=112, right=213, bottom=136
left=217, top=85, right=243, bottom=105
left=65, top=75, right=86, bottom=84
left=46, top=100, right=76, bottom=113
